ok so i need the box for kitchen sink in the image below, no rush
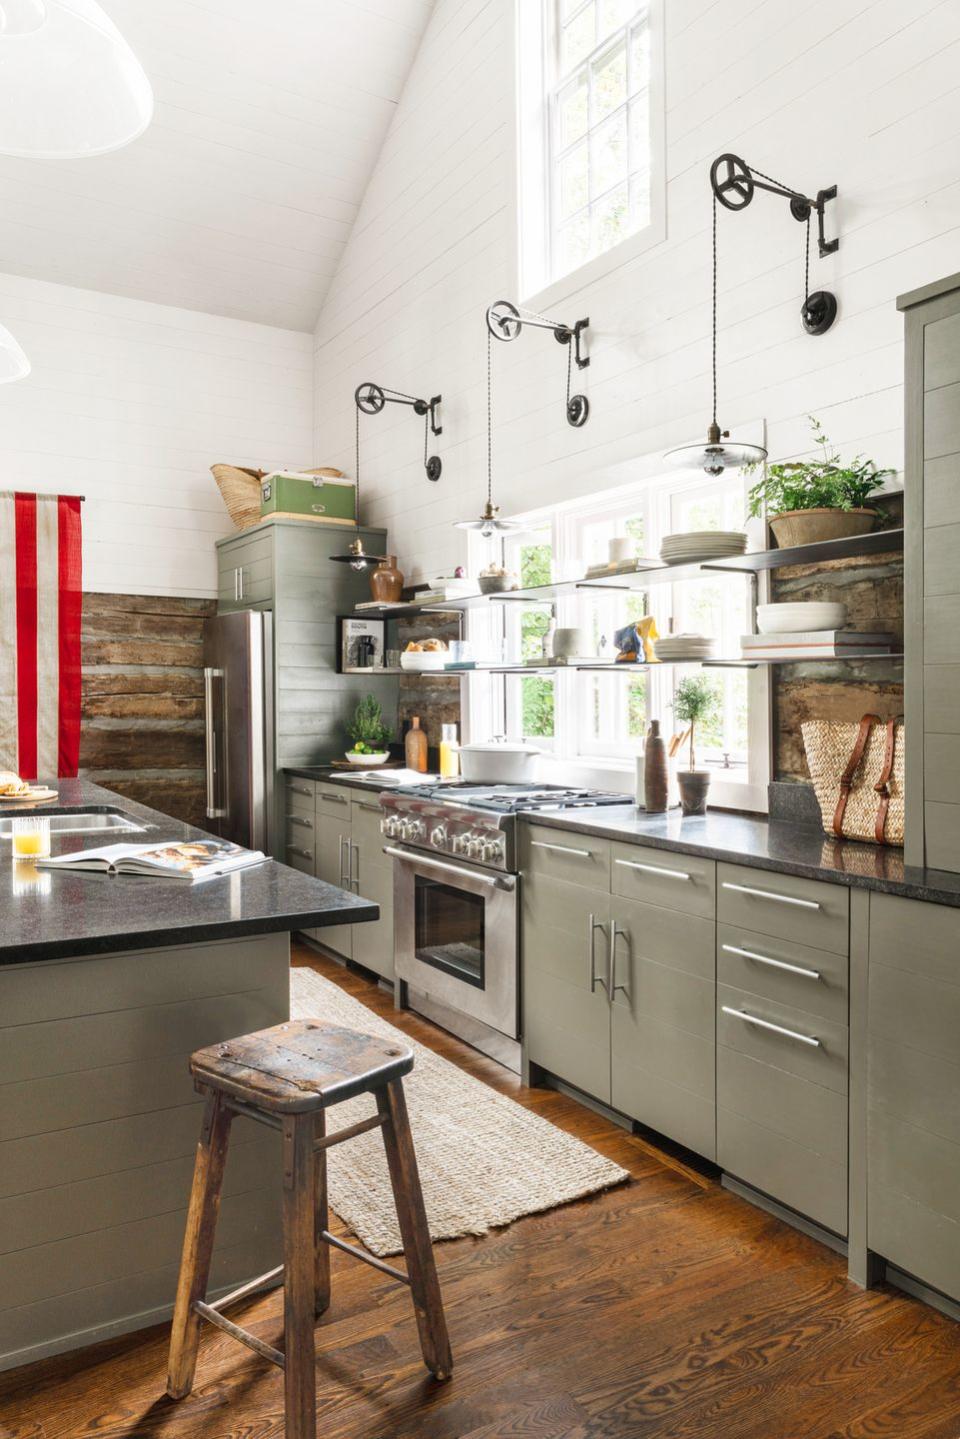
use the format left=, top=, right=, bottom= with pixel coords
left=0, top=810, right=148, bottom=837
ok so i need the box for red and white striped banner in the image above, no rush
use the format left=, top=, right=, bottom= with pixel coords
left=0, top=492, right=82, bottom=781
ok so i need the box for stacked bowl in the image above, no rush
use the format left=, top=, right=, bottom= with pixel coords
left=654, top=633, right=718, bottom=662
left=660, top=530, right=747, bottom=565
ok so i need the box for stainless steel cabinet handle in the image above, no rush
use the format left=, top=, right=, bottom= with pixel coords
left=721, top=1005, right=820, bottom=1047
left=531, top=839, right=592, bottom=858
left=288, top=814, right=313, bottom=830
left=722, top=881, right=820, bottom=911
left=609, top=920, right=630, bottom=1000
left=615, top=858, right=691, bottom=881
left=351, top=841, right=360, bottom=891
left=323, top=792, right=349, bottom=805
left=233, top=567, right=239, bottom=602
left=289, top=784, right=313, bottom=798
left=382, top=844, right=516, bottom=891
left=588, top=913, right=608, bottom=997
left=721, top=943, right=821, bottom=980
left=356, top=801, right=382, bottom=813
left=237, top=565, right=244, bottom=601
left=203, top=666, right=225, bottom=819
left=338, top=835, right=349, bottom=888
left=287, top=846, right=313, bottom=862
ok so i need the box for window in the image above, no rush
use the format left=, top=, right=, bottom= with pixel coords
left=517, top=0, right=664, bottom=298
left=466, top=466, right=771, bottom=812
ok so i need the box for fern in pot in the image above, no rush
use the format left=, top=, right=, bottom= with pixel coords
left=747, top=415, right=895, bottom=549
left=672, top=676, right=720, bottom=816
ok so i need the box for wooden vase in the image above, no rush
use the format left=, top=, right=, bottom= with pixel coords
left=643, top=720, right=669, bottom=812
left=370, top=554, right=404, bottom=603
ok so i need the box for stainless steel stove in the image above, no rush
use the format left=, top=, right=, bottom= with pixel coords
left=381, top=782, right=629, bottom=1071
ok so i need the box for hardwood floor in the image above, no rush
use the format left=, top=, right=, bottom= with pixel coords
left=3, top=941, right=960, bottom=1439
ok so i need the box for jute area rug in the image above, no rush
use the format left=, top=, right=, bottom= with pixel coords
left=290, top=967, right=630, bottom=1256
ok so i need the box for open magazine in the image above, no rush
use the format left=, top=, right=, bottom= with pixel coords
left=37, top=838, right=266, bottom=882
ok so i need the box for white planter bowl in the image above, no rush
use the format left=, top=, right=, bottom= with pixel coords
left=458, top=742, right=540, bottom=783
left=345, top=751, right=389, bottom=766
left=756, top=602, right=847, bottom=634
left=400, top=651, right=446, bottom=672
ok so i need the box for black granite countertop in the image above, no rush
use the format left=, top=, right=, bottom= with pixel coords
left=525, top=805, right=960, bottom=908
left=0, top=779, right=377, bottom=965
left=284, top=764, right=403, bottom=791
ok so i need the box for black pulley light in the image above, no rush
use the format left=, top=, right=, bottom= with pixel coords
left=486, top=300, right=591, bottom=427
left=354, top=382, right=443, bottom=481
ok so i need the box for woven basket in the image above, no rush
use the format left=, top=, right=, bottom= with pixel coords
left=211, top=464, right=346, bottom=531
left=802, top=717, right=904, bottom=846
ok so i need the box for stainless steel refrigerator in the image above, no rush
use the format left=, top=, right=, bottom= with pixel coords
left=203, top=610, right=274, bottom=853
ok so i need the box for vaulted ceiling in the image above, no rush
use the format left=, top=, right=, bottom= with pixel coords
left=0, top=0, right=435, bottom=331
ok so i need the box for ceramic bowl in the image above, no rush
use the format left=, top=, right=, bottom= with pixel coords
left=400, top=651, right=447, bottom=671
left=345, top=751, right=389, bottom=766
left=756, top=602, right=847, bottom=634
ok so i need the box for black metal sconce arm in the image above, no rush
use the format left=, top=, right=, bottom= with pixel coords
left=485, top=300, right=590, bottom=426
left=354, top=383, right=443, bottom=481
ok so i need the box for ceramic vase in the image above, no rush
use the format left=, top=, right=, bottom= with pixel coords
left=369, top=554, right=404, bottom=603
left=643, top=720, right=669, bottom=812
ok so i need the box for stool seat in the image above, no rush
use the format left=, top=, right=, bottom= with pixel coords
left=190, top=1019, right=414, bottom=1113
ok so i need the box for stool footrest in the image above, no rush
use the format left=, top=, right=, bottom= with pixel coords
left=316, top=1112, right=386, bottom=1149
left=320, top=1229, right=410, bottom=1286
left=193, top=1299, right=285, bottom=1370
left=207, top=1263, right=285, bottom=1314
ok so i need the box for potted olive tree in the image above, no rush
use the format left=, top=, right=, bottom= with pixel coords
left=747, top=416, right=895, bottom=548
left=672, top=676, right=720, bottom=815
left=345, top=695, right=393, bottom=767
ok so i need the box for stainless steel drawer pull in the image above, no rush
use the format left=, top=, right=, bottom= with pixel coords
left=288, top=814, right=313, bottom=829
left=721, top=944, right=821, bottom=980
left=287, top=846, right=312, bottom=862
left=322, top=792, right=348, bottom=805
left=721, top=1005, right=820, bottom=1047
left=722, top=881, right=820, bottom=910
left=288, top=784, right=313, bottom=798
left=356, top=801, right=382, bottom=813
left=531, top=840, right=592, bottom=858
left=615, top=858, right=691, bottom=881
left=588, top=913, right=609, bottom=997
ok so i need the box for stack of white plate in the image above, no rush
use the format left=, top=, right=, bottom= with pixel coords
left=654, top=633, right=718, bottom=662
left=660, top=530, right=748, bottom=565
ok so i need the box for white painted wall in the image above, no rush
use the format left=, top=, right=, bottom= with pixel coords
left=0, top=272, right=313, bottom=596
left=313, top=0, right=960, bottom=584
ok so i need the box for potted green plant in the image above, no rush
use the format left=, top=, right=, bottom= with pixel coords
left=672, top=676, right=720, bottom=815
left=746, top=415, right=895, bottom=549
left=345, top=695, right=393, bottom=767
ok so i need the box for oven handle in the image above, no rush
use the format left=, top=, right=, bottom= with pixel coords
left=382, top=844, right=516, bottom=892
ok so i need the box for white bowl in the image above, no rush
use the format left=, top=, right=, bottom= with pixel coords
left=400, top=651, right=447, bottom=672
left=345, top=751, right=389, bottom=766
left=756, top=602, right=847, bottom=634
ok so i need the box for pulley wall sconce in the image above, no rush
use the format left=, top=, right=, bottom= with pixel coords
left=486, top=300, right=591, bottom=427
left=355, top=382, right=443, bottom=481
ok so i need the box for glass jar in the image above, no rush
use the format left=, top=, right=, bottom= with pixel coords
left=439, top=723, right=460, bottom=779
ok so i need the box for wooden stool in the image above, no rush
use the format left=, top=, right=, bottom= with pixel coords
left=166, top=1019, right=452, bottom=1438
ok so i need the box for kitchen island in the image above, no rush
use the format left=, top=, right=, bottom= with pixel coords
left=0, top=780, right=377, bottom=1372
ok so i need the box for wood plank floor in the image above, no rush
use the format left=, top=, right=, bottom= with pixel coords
left=3, top=942, right=960, bottom=1439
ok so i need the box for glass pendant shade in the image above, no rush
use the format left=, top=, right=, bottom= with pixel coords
left=0, top=321, right=30, bottom=382
left=454, top=500, right=523, bottom=538
left=0, top=0, right=153, bottom=159
left=664, top=423, right=767, bottom=478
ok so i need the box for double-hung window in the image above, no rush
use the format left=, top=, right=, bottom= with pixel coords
left=517, top=0, right=664, bottom=298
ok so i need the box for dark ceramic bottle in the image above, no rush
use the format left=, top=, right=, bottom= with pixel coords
left=405, top=715, right=428, bottom=773
left=643, top=719, right=668, bottom=812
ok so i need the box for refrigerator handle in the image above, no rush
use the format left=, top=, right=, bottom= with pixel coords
left=204, top=666, right=226, bottom=818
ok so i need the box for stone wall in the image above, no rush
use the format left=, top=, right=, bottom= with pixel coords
left=80, top=594, right=215, bottom=824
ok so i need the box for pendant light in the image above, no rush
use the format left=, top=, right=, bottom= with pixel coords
left=0, top=0, right=153, bottom=159
left=329, top=395, right=389, bottom=570
left=454, top=328, right=526, bottom=536
left=0, top=321, right=30, bottom=383
left=355, top=382, right=443, bottom=481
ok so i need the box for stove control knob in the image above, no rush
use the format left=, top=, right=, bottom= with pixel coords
left=452, top=832, right=467, bottom=855
left=466, top=833, right=484, bottom=859
left=482, top=838, right=504, bottom=865
left=381, top=815, right=400, bottom=839
left=430, top=825, right=448, bottom=848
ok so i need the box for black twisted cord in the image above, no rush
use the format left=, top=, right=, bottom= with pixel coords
left=487, top=327, right=493, bottom=507
left=423, top=407, right=429, bottom=472
left=804, top=213, right=811, bottom=305
left=712, top=193, right=718, bottom=429
left=565, top=332, right=573, bottom=416
left=354, top=399, right=360, bottom=526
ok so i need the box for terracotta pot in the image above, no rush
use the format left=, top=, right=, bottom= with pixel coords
left=369, top=554, right=404, bottom=603
left=768, top=508, right=876, bottom=549
left=677, top=770, right=711, bottom=816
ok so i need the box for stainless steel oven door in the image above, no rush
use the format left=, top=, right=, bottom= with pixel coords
left=386, top=844, right=519, bottom=1039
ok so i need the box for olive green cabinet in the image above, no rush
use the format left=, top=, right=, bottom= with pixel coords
left=867, top=891, right=960, bottom=1301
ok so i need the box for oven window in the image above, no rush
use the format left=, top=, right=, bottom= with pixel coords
left=414, top=876, right=485, bottom=989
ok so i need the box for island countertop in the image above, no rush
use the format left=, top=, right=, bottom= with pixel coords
left=0, top=779, right=378, bottom=965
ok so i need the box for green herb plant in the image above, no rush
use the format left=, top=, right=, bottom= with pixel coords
left=672, top=676, right=720, bottom=773
left=346, top=695, right=392, bottom=755
left=746, top=416, right=895, bottom=520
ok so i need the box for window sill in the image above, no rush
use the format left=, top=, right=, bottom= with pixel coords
left=537, top=752, right=768, bottom=814
left=520, top=212, right=667, bottom=316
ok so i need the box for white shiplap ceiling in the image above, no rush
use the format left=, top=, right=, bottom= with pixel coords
left=0, top=0, right=435, bottom=331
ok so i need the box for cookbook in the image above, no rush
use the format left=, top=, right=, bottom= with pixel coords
left=37, top=838, right=266, bottom=882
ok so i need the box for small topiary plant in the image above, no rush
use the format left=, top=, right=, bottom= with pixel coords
left=346, top=695, right=392, bottom=754
left=672, top=676, right=720, bottom=773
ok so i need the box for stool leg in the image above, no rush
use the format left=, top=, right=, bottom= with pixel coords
left=283, top=1114, right=318, bottom=1439
left=314, top=1110, right=331, bottom=1316
left=377, top=1079, right=453, bottom=1380
left=167, top=1090, right=233, bottom=1399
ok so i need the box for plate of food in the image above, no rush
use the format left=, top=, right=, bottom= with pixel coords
left=401, top=638, right=448, bottom=671
left=0, top=771, right=58, bottom=803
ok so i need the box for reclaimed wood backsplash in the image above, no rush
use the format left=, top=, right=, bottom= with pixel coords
left=80, top=594, right=215, bottom=824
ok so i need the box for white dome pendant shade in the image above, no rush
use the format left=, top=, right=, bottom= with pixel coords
left=0, top=0, right=153, bottom=159
left=0, top=321, right=30, bottom=383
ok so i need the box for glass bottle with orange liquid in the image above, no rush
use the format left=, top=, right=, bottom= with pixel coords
left=439, top=723, right=460, bottom=779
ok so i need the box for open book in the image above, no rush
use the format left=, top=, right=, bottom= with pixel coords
left=38, top=838, right=266, bottom=882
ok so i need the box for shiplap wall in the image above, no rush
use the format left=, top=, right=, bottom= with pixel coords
left=312, top=0, right=960, bottom=583
left=0, top=272, right=313, bottom=596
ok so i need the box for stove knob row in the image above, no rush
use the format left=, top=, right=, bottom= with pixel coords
left=400, top=818, right=425, bottom=842
left=380, top=815, right=401, bottom=839
left=429, top=825, right=448, bottom=848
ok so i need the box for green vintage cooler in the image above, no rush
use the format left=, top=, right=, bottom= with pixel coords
left=259, top=471, right=356, bottom=524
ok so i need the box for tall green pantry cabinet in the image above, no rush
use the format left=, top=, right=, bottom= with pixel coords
left=214, top=519, right=397, bottom=852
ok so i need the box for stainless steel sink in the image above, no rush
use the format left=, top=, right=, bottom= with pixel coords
left=0, top=810, right=148, bottom=837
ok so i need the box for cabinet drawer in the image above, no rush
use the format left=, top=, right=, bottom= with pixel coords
left=523, top=825, right=609, bottom=890
left=612, top=989, right=716, bottom=1160
left=718, top=1105, right=847, bottom=1236
left=317, top=785, right=351, bottom=818
left=285, top=779, right=316, bottom=817
left=718, top=863, right=849, bottom=955
left=286, top=810, right=315, bottom=840
left=612, top=843, right=715, bottom=919
left=717, top=983, right=848, bottom=1094
left=284, top=845, right=314, bottom=876
left=869, top=960, right=960, bottom=1066
left=719, top=1044, right=847, bottom=1165
left=717, top=924, right=848, bottom=1024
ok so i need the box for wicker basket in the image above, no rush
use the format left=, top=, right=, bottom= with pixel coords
left=212, top=464, right=346, bottom=531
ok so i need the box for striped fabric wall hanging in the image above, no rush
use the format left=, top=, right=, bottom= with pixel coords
left=0, top=492, right=83, bottom=780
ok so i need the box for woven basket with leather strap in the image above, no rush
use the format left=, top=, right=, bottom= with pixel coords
left=801, top=714, right=904, bottom=847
